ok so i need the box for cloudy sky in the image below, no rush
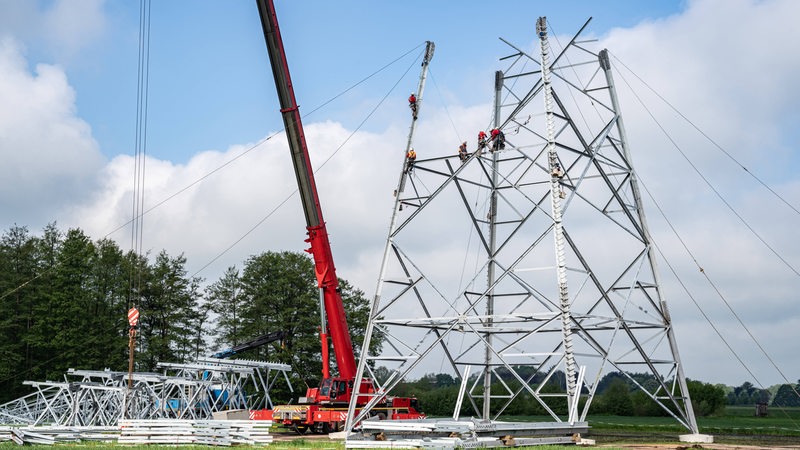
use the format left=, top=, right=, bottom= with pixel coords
left=1, top=0, right=799, bottom=388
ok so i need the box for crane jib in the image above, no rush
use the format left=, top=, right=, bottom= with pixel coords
left=256, top=0, right=357, bottom=380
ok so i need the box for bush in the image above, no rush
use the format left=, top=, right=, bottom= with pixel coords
left=687, top=379, right=726, bottom=416
left=599, top=379, right=634, bottom=416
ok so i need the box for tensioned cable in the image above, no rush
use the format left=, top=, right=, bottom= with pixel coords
left=612, top=60, right=800, bottom=279
left=609, top=51, right=800, bottom=217
left=503, top=26, right=797, bottom=405
left=102, top=134, right=275, bottom=240
left=189, top=45, right=425, bottom=278
left=638, top=173, right=800, bottom=421
left=300, top=42, right=425, bottom=121
left=312, top=46, right=422, bottom=172
left=102, top=43, right=425, bottom=240
left=0, top=353, right=64, bottom=386
left=653, top=237, right=800, bottom=427
left=613, top=54, right=800, bottom=399
left=549, top=34, right=799, bottom=404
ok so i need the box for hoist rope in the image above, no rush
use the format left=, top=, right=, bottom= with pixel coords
left=129, top=0, right=151, bottom=310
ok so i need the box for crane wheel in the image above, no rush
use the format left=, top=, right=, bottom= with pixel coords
left=292, top=424, right=309, bottom=435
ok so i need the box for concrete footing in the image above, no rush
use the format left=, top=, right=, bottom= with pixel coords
left=679, top=433, right=714, bottom=443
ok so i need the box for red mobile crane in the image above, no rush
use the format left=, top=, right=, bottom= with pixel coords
left=252, top=0, right=423, bottom=434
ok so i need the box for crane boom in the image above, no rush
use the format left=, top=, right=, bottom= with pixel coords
left=255, top=0, right=356, bottom=379
left=212, top=331, right=286, bottom=359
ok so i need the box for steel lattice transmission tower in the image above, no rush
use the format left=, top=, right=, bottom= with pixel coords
left=347, top=18, right=699, bottom=434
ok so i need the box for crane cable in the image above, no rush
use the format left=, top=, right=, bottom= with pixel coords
left=129, top=0, right=151, bottom=311
left=67, top=42, right=425, bottom=279
left=610, top=58, right=800, bottom=403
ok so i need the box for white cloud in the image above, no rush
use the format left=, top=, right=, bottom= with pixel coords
left=596, top=0, right=800, bottom=386
left=41, top=0, right=107, bottom=58
left=0, top=37, right=104, bottom=228
left=0, top=0, right=107, bottom=60
left=1, top=0, right=798, bottom=388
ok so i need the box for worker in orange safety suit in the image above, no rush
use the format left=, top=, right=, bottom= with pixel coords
left=406, top=148, right=417, bottom=173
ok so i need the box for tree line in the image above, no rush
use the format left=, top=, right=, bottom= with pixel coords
left=0, top=223, right=372, bottom=404
left=385, top=368, right=727, bottom=418
left=1, top=223, right=797, bottom=415
left=388, top=370, right=800, bottom=418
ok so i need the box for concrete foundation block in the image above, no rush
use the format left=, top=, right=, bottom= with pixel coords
left=679, top=433, right=714, bottom=443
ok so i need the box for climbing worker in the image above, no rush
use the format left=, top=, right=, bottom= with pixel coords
left=458, top=142, right=468, bottom=163
left=477, top=131, right=488, bottom=152
left=490, top=128, right=506, bottom=152
left=551, top=162, right=564, bottom=178
left=406, top=148, right=417, bottom=173
left=408, top=93, right=418, bottom=119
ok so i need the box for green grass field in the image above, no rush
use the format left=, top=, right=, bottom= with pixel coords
left=498, top=406, right=800, bottom=446
left=1, top=408, right=798, bottom=449
left=590, top=406, right=800, bottom=435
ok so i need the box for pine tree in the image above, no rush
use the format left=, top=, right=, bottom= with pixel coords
left=206, top=266, right=244, bottom=352
left=137, top=251, right=200, bottom=370
left=0, top=225, right=38, bottom=401
left=238, top=251, right=320, bottom=384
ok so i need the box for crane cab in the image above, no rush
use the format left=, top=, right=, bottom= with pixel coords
left=303, top=377, right=377, bottom=405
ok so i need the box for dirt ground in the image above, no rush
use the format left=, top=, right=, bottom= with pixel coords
left=604, top=445, right=800, bottom=450
left=269, top=430, right=800, bottom=450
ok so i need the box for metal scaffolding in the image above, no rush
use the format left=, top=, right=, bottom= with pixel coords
left=0, top=358, right=291, bottom=427
left=348, top=16, right=699, bottom=436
